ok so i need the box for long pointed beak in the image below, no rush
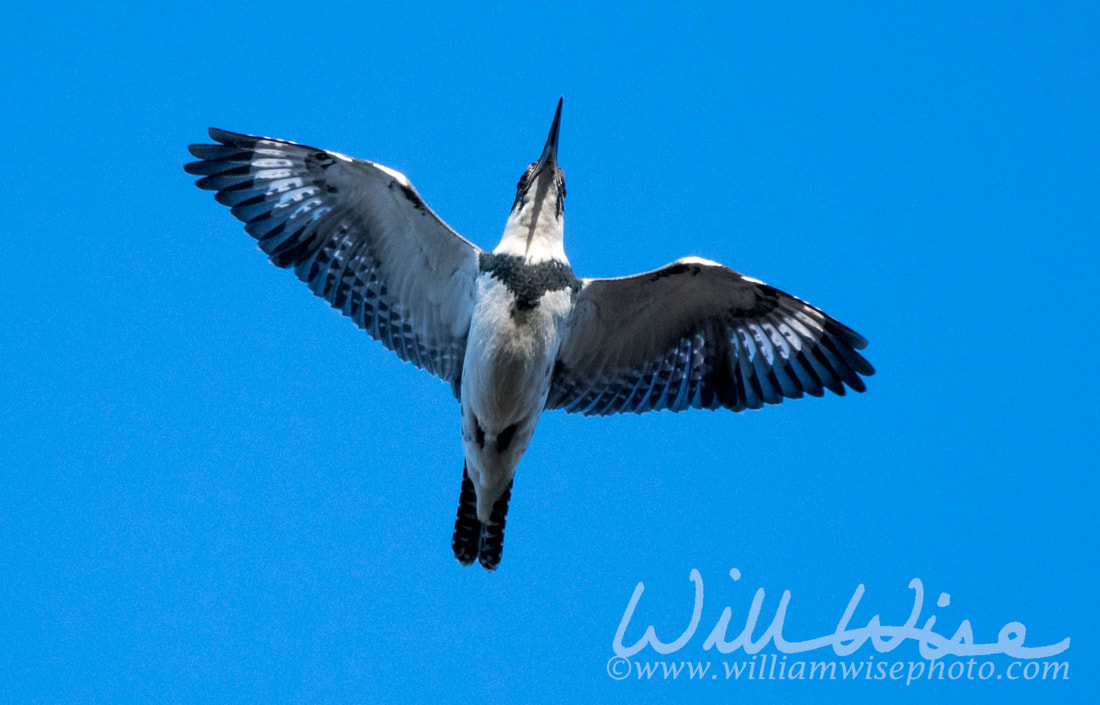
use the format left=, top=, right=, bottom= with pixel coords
left=536, top=97, right=563, bottom=171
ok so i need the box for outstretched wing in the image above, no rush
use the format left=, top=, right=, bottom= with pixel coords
left=546, top=257, right=873, bottom=415
left=185, top=128, right=481, bottom=388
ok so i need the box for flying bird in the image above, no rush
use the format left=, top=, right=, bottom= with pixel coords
left=185, top=98, right=873, bottom=571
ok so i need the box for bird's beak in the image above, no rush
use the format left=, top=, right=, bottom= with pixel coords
left=535, top=97, right=563, bottom=173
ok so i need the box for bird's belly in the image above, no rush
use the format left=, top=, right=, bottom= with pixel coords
left=459, top=281, right=572, bottom=510
left=463, top=304, right=559, bottom=430
left=462, top=282, right=570, bottom=426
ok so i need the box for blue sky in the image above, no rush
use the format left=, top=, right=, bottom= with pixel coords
left=2, top=2, right=1096, bottom=703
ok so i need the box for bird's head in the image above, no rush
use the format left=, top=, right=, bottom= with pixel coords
left=498, top=97, right=568, bottom=263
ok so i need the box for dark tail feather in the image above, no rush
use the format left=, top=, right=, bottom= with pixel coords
left=477, top=480, right=513, bottom=571
left=452, top=465, right=480, bottom=566
left=451, top=466, right=515, bottom=571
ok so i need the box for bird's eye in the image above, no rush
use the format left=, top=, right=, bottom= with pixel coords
left=516, top=164, right=537, bottom=193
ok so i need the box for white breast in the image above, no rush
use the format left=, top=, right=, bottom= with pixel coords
left=459, top=276, right=574, bottom=509
left=462, top=277, right=571, bottom=428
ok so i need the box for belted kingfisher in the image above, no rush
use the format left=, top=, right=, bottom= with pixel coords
left=185, top=98, right=873, bottom=570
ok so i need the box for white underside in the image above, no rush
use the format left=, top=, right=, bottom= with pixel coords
left=460, top=275, right=574, bottom=521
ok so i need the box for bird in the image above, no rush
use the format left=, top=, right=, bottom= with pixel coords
left=185, top=98, right=873, bottom=571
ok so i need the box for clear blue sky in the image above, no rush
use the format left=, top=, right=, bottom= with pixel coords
left=2, top=2, right=1096, bottom=703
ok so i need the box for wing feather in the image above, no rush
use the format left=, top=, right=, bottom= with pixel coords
left=186, top=128, right=481, bottom=388
left=548, top=258, right=873, bottom=415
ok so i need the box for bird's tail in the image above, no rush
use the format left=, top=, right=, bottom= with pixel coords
left=452, top=465, right=513, bottom=571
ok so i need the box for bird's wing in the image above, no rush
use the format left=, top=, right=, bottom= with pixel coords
left=546, top=257, right=874, bottom=415
left=186, top=128, right=481, bottom=388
